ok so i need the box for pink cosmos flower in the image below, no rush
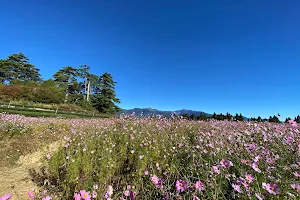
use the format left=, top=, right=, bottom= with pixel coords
left=232, top=184, right=243, bottom=193
left=42, top=196, right=52, bottom=200
left=195, top=181, right=205, bottom=191
left=291, top=184, right=300, bottom=193
left=247, top=143, right=256, bottom=152
left=220, top=159, right=233, bottom=168
left=245, top=173, right=255, bottom=183
left=251, top=162, right=261, bottom=173
left=224, top=174, right=231, bottom=180
left=255, top=193, right=264, bottom=200
left=266, top=157, right=275, bottom=164
left=92, top=191, right=97, bottom=198
left=107, top=185, right=113, bottom=197
left=80, top=190, right=91, bottom=200
left=28, top=191, right=34, bottom=199
left=262, top=183, right=279, bottom=195
left=0, top=193, right=12, bottom=200
left=293, top=171, right=300, bottom=178
left=124, top=190, right=130, bottom=197
left=212, top=166, right=220, bottom=174
left=176, top=180, right=187, bottom=193
left=151, top=175, right=160, bottom=185
left=151, top=175, right=163, bottom=188
left=193, top=195, right=200, bottom=200
left=144, top=170, right=149, bottom=175
left=289, top=119, right=297, bottom=127
left=74, top=193, right=81, bottom=200
left=254, top=155, right=261, bottom=162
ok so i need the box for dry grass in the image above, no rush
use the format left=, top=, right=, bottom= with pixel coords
left=0, top=141, right=63, bottom=199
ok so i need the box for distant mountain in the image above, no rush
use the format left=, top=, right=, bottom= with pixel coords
left=120, top=108, right=211, bottom=117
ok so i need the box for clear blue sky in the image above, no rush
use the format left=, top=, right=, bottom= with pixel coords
left=1, top=0, right=299, bottom=120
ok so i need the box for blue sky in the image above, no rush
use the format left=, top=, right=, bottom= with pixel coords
left=1, top=0, right=300, bottom=119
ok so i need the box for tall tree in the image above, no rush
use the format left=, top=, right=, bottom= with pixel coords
left=78, top=65, right=90, bottom=100
left=92, top=73, right=120, bottom=114
left=0, top=53, right=41, bottom=83
left=0, top=59, right=11, bottom=83
left=53, top=66, right=79, bottom=102
left=7, top=53, right=41, bottom=82
left=190, top=114, right=197, bottom=120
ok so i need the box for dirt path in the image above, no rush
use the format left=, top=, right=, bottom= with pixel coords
left=0, top=141, right=62, bottom=199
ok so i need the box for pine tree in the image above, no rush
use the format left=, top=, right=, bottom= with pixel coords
left=190, top=114, right=197, bottom=120
left=239, top=113, right=244, bottom=121
left=212, top=112, right=217, bottom=119
left=257, top=116, right=262, bottom=122
left=53, top=66, right=79, bottom=102
left=1, top=53, right=41, bottom=83
left=0, top=59, right=11, bottom=83
left=272, top=115, right=280, bottom=123
left=92, top=73, right=120, bottom=114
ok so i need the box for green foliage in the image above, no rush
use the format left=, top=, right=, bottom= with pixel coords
left=92, top=73, right=121, bottom=114
left=294, top=115, right=300, bottom=123
left=35, top=79, right=65, bottom=103
left=0, top=53, right=41, bottom=83
left=0, top=53, right=122, bottom=115
left=53, top=66, right=80, bottom=100
left=269, top=115, right=280, bottom=123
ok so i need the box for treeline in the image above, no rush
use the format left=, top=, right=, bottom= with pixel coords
left=0, top=53, right=120, bottom=114
left=180, top=112, right=246, bottom=121
left=180, top=112, right=298, bottom=123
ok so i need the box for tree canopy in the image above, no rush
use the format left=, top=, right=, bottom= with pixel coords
left=0, top=53, right=121, bottom=114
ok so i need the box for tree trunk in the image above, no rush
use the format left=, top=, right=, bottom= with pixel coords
left=87, top=81, right=91, bottom=101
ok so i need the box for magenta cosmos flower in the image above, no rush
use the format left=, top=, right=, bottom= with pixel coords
left=80, top=190, right=91, bottom=200
left=0, top=193, right=12, bottom=200
left=27, top=191, right=34, bottom=199
left=232, top=184, right=243, bottom=193
left=293, top=171, right=300, bottom=178
left=220, top=159, right=233, bottom=168
left=195, top=181, right=205, bottom=191
left=255, top=193, right=264, bottom=200
left=176, top=180, right=187, bottom=193
left=289, top=119, right=297, bottom=127
left=212, top=166, right=220, bottom=174
left=291, top=184, right=300, bottom=193
left=193, top=195, right=200, bottom=200
left=245, top=173, right=255, bottom=183
left=92, top=191, right=97, bottom=198
left=42, top=196, right=52, bottom=200
left=151, top=175, right=162, bottom=188
left=74, top=193, right=81, bottom=200
left=251, top=162, right=261, bottom=173
left=262, top=183, right=279, bottom=195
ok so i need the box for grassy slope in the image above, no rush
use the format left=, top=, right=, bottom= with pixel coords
left=0, top=107, right=111, bottom=118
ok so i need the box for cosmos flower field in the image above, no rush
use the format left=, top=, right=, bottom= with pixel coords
left=0, top=113, right=299, bottom=200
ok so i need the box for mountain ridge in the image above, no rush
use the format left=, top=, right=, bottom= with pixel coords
left=120, top=108, right=212, bottom=117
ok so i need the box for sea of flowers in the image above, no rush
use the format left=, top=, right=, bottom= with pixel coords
left=0, top=113, right=299, bottom=199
